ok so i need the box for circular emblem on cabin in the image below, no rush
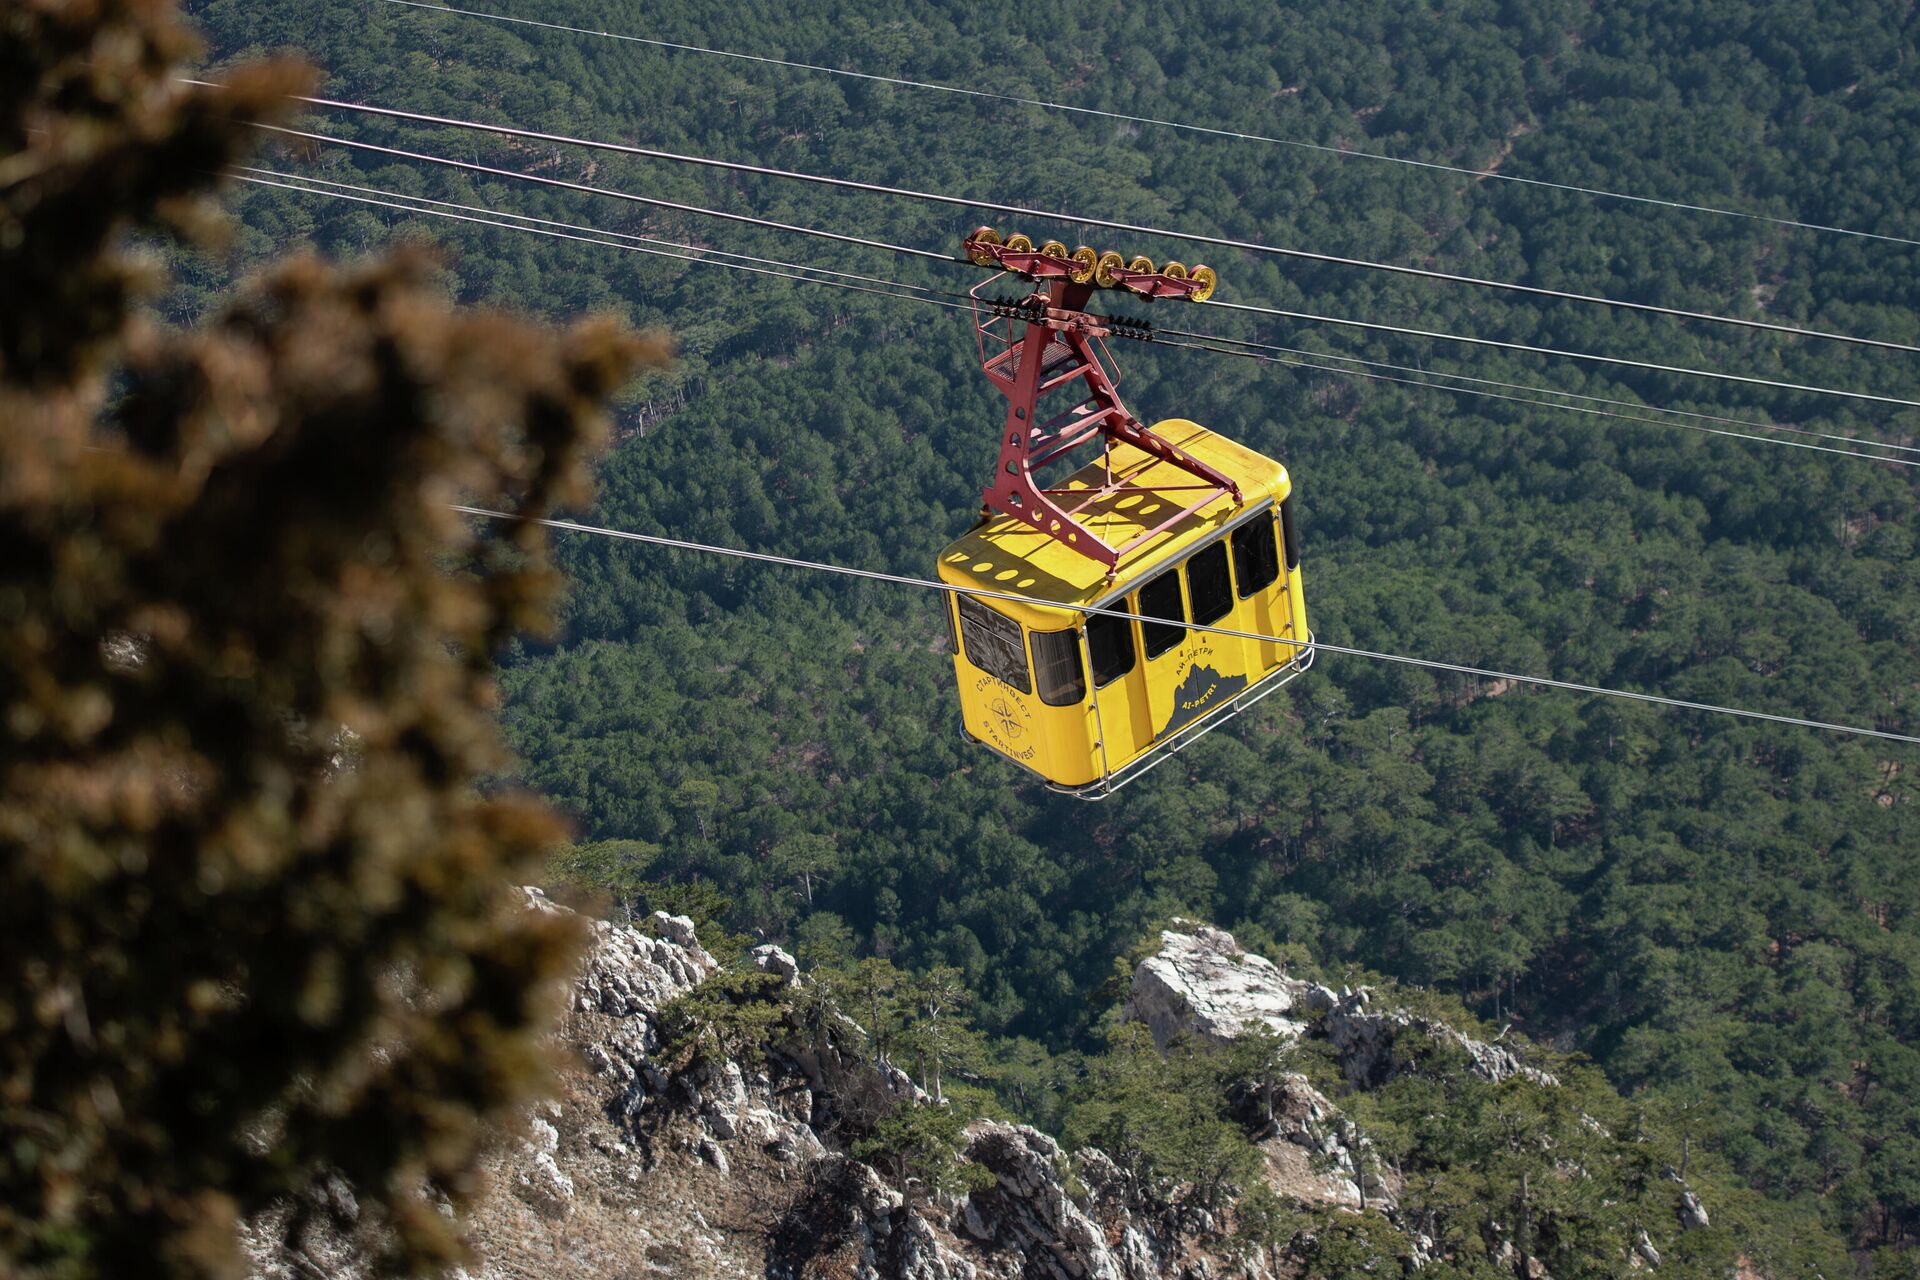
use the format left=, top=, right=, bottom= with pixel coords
left=970, top=674, right=1038, bottom=761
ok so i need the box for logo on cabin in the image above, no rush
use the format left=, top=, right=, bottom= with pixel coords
left=1161, top=641, right=1247, bottom=738
left=987, top=695, right=1025, bottom=743
left=973, top=675, right=1038, bottom=761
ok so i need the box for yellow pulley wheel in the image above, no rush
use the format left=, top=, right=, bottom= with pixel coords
left=1040, top=239, right=1069, bottom=260
left=1094, top=250, right=1125, bottom=288
left=968, top=226, right=1002, bottom=266
left=1005, top=233, right=1035, bottom=254
left=1162, top=261, right=1189, bottom=280
left=1188, top=264, right=1218, bottom=302
left=1127, top=255, right=1156, bottom=276
left=1069, top=245, right=1099, bottom=284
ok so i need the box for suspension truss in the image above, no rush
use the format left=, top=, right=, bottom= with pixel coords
left=966, top=236, right=1240, bottom=572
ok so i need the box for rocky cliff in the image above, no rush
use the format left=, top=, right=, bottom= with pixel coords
left=250, top=900, right=1708, bottom=1280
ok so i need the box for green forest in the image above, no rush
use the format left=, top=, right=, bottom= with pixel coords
left=184, top=0, right=1918, bottom=1271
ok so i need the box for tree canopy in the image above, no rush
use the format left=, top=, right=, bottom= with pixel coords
left=126, top=0, right=1920, bottom=1269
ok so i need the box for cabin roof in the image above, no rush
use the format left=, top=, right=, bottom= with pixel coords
left=935, top=420, right=1289, bottom=630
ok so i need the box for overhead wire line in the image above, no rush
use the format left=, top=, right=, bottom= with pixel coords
left=254, top=123, right=954, bottom=263
left=1197, top=296, right=1920, bottom=411
left=244, top=170, right=1919, bottom=467
left=233, top=172, right=977, bottom=310
left=1154, top=324, right=1920, bottom=460
left=254, top=123, right=1920, bottom=414
left=237, top=166, right=944, bottom=294
left=232, top=85, right=1920, bottom=355
left=382, top=0, right=1920, bottom=251
left=1150, top=333, right=1919, bottom=466
left=452, top=504, right=1920, bottom=747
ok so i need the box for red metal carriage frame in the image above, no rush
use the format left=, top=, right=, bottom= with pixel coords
left=963, top=235, right=1240, bottom=573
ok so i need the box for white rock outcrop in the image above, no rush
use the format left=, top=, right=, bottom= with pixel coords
left=1125, top=919, right=1554, bottom=1089
left=1125, top=922, right=1329, bottom=1047
left=514, top=1150, right=575, bottom=1219
left=502, top=893, right=1194, bottom=1279
left=1256, top=1072, right=1376, bottom=1211
left=753, top=942, right=800, bottom=983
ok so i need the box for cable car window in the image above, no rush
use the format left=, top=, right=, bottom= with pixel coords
left=1280, top=495, right=1301, bottom=570
left=1137, top=569, right=1186, bottom=659
left=1086, top=608, right=1136, bottom=688
left=1232, top=516, right=1281, bottom=598
left=956, top=595, right=1031, bottom=693
left=1186, top=541, right=1233, bottom=626
left=1031, top=629, right=1086, bottom=706
left=943, top=597, right=959, bottom=653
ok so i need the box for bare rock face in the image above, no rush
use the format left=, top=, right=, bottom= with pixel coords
left=1670, top=1172, right=1711, bottom=1231
left=513, top=1148, right=575, bottom=1220
left=1125, top=919, right=1553, bottom=1090
left=1256, top=1073, right=1378, bottom=1212
left=550, top=891, right=718, bottom=1017
left=1125, top=921, right=1331, bottom=1048
left=958, top=1123, right=1137, bottom=1280
left=1323, top=995, right=1557, bottom=1090
left=754, top=942, right=800, bottom=983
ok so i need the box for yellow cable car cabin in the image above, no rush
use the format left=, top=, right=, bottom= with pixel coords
left=943, top=233, right=1313, bottom=796
left=937, top=419, right=1312, bottom=798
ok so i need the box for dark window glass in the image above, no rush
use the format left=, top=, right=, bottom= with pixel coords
left=956, top=595, right=1030, bottom=692
left=1031, top=629, right=1086, bottom=706
left=1280, top=494, right=1301, bottom=570
left=1186, top=541, right=1232, bottom=625
left=943, top=597, right=959, bottom=653
left=1087, top=608, right=1136, bottom=688
left=1232, top=516, right=1281, bottom=598
left=1137, top=569, right=1186, bottom=659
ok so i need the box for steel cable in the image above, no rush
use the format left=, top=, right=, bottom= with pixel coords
left=1199, top=297, right=1920, bottom=411
left=255, top=122, right=954, bottom=262
left=246, top=172, right=1919, bottom=466
left=238, top=166, right=946, bottom=293
left=382, top=0, right=1920, bottom=250
left=233, top=172, right=977, bottom=309
left=252, top=125, right=1920, bottom=413
left=453, top=504, right=1920, bottom=747
left=1155, top=325, right=1920, bottom=459
left=195, top=82, right=1920, bottom=355
left=1151, top=335, right=1917, bottom=466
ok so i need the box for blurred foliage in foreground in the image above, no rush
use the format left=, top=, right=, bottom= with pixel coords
left=0, top=2, right=661, bottom=1275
